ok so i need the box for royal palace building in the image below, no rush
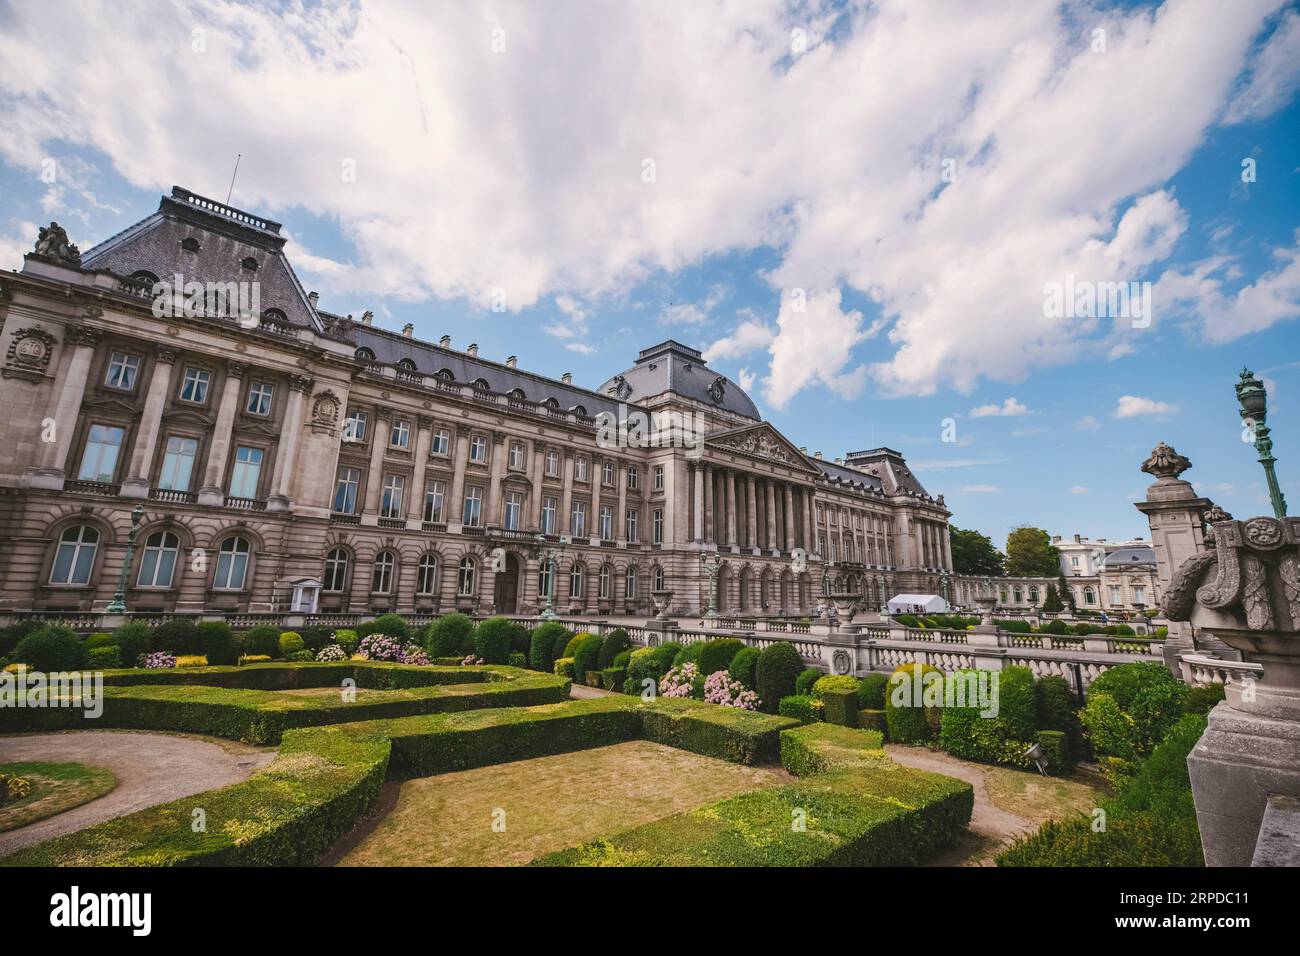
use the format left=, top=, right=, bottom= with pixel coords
left=0, top=187, right=955, bottom=620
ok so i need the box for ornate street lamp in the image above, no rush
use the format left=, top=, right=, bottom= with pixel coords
left=534, top=533, right=568, bottom=621
left=699, top=551, right=721, bottom=620
left=1235, top=368, right=1287, bottom=519
left=105, top=504, right=145, bottom=614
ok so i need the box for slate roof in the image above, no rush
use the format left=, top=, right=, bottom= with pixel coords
left=813, top=456, right=886, bottom=493
left=596, top=340, right=761, bottom=420
left=1103, top=546, right=1157, bottom=567
left=841, top=448, right=932, bottom=498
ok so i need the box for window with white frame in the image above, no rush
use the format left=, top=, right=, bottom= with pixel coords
left=625, top=509, right=638, bottom=542
left=627, top=465, right=639, bottom=490
left=417, top=554, right=438, bottom=595
left=390, top=419, right=411, bottom=449
left=541, top=496, right=557, bottom=535
left=423, top=480, right=446, bottom=523
left=1133, top=586, right=1145, bottom=603
left=179, top=366, right=211, bottom=404
left=653, top=465, right=664, bottom=490
left=602, top=460, right=614, bottom=485
left=504, top=491, right=523, bottom=531
left=462, top=486, right=483, bottom=526
left=333, top=467, right=360, bottom=514
left=213, top=536, right=251, bottom=590
left=599, top=506, right=613, bottom=541
left=372, top=551, right=396, bottom=593
left=457, top=556, right=476, bottom=595
left=158, top=435, right=199, bottom=491
left=323, top=548, right=349, bottom=592
left=599, top=564, right=612, bottom=600
left=431, top=427, right=450, bottom=456
left=228, top=446, right=263, bottom=499
left=571, top=501, right=587, bottom=537
left=538, top=563, right=553, bottom=602
left=653, top=566, right=665, bottom=591
left=575, top=456, right=588, bottom=481
left=624, top=566, right=637, bottom=600
left=78, top=425, right=125, bottom=483
left=569, top=563, right=585, bottom=599
left=246, top=382, right=274, bottom=416
left=380, top=474, right=405, bottom=518
left=137, top=531, right=180, bottom=588
left=343, top=408, right=367, bottom=442
left=509, top=442, right=525, bottom=470
left=1109, top=586, right=1122, bottom=605
left=50, top=525, right=99, bottom=586
left=105, top=351, right=141, bottom=390
left=469, top=435, right=488, bottom=462
left=545, top=449, right=560, bottom=476
left=652, top=509, right=663, bottom=544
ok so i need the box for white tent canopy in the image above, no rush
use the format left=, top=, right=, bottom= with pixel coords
left=887, top=593, right=950, bottom=614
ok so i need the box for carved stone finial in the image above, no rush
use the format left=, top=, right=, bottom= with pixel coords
left=32, top=222, right=82, bottom=265
left=1141, top=441, right=1192, bottom=481
left=1202, top=502, right=1234, bottom=524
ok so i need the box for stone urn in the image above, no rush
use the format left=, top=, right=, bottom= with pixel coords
left=651, top=589, right=674, bottom=621
left=830, top=592, right=857, bottom=621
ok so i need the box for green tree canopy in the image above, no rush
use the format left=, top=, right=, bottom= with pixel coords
left=1004, top=526, right=1062, bottom=577
left=1042, top=582, right=1064, bottom=613
left=1057, top=572, right=1077, bottom=612
left=949, top=526, right=1005, bottom=576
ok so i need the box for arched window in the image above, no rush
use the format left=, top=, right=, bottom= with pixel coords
left=261, top=308, right=287, bottom=325
left=599, top=564, right=612, bottom=600
left=508, top=388, right=526, bottom=400
left=355, top=347, right=375, bottom=361
left=212, top=536, right=251, bottom=590
left=1029, top=586, right=1039, bottom=604
left=50, top=525, right=99, bottom=586
left=435, top=369, right=455, bottom=381
left=1013, top=587, right=1023, bottom=603
left=457, top=556, right=477, bottom=596
left=571, top=405, right=587, bottom=417
left=624, top=566, right=638, bottom=600
left=472, top=378, right=490, bottom=391
left=180, top=237, right=200, bottom=252
left=130, top=270, right=159, bottom=287
left=371, top=551, right=396, bottom=594
left=137, top=531, right=180, bottom=588
left=543, top=397, right=559, bottom=410
left=1084, top=587, right=1097, bottom=605
left=417, top=554, right=438, bottom=595
left=569, top=562, right=585, bottom=599
left=241, top=256, right=258, bottom=272
left=323, top=548, right=349, bottom=592
left=653, top=566, right=665, bottom=591
left=397, top=358, right=417, bottom=372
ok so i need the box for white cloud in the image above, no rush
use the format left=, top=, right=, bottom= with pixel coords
left=1076, top=415, right=1102, bottom=430
left=0, top=220, right=39, bottom=272
left=737, top=367, right=756, bottom=392
left=1116, top=395, right=1177, bottom=418
left=761, top=288, right=873, bottom=410
left=960, top=484, right=1000, bottom=494
left=970, top=397, right=1030, bottom=418
left=704, top=319, right=776, bottom=363
left=911, top=456, right=1007, bottom=471
left=1223, top=10, right=1300, bottom=123
left=1070, top=485, right=1089, bottom=495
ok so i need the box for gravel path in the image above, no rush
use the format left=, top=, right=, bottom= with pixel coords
left=0, top=730, right=274, bottom=855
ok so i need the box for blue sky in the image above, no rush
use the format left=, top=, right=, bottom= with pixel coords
left=1, top=0, right=1298, bottom=548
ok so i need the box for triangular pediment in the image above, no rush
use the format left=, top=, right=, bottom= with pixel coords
left=82, top=395, right=139, bottom=417
left=160, top=407, right=216, bottom=429
left=705, top=423, right=819, bottom=473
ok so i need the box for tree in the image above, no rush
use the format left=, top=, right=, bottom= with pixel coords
left=1057, top=572, right=1077, bottom=612
left=1004, top=526, right=1061, bottom=577
left=949, top=526, right=1005, bottom=576
left=1042, top=582, right=1064, bottom=613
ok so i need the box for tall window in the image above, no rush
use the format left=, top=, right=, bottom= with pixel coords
left=599, top=506, right=613, bottom=541
left=390, top=419, right=411, bottom=449
left=570, top=501, right=587, bottom=538
left=333, top=467, right=360, bottom=514
left=538, top=563, right=553, bottom=603
left=462, top=486, right=483, bottom=526
left=1029, top=586, right=1039, bottom=603
left=602, top=461, right=614, bottom=485
left=545, top=449, right=559, bottom=476
left=380, top=474, right=405, bottom=518
left=431, top=428, right=450, bottom=456
left=246, top=382, right=274, bottom=415
left=423, top=480, right=446, bottom=523
left=372, top=551, right=395, bottom=593
left=457, top=556, right=476, bottom=595
left=104, top=352, right=141, bottom=390
left=158, top=436, right=198, bottom=491
left=1109, top=586, right=1122, bottom=605
left=574, top=456, right=588, bottom=481
left=653, top=465, right=664, bottom=490
left=179, top=367, right=211, bottom=404
left=1084, top=587, right=1097, bottom=605
left=228, top=446, right=263, bottom=498
left=343, top=409, right=367, bottom=442
left=213, top=537, right=251, bottom=590
left=137, top=531, right=179, bottom=588
left=541, top=496, right=557, bottom=535
left=50, top=525, right=98, bottom=585
left=509, top=442, right=525, bottom=470
left=627, top=466, right=639, bottom=490
left=504, top=491, right=523, bottom=531
left=625, top=509, right=638, bottom=543
left=1133, top=586, right=1145, bottom=603
left=78, top=425, right=124, bottom=482
left=569, top=563, right=585, bottom=599
left=652, top=509, right=664, bottom=544
left=599, top=564, right=612, bottom=600
left=469, top=435, right=487, bottom=462
left=624, top=567, right=638, bottom=600
left=653, top=566, right=665, bottom=591
left=323, top=548, right=349, bottom=592
left=417, top=554, right=438, bottom=595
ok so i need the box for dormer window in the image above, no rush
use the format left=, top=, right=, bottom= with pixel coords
left=355, top=347, right=375, bottom=361
left=472, top=378, right=490, bottom=391
left=262, top=308, right=287, bottom=325
left=181, top=237, right=200, bottom=253
left=397, top=358, right=417, bottom=372
left=435, top=369, right=454, bottom=381
left=130, top=270, right=159, bottom=287
left=544, top=397, right=559, bottom=410
left=241, top=257, right=258, bottom=271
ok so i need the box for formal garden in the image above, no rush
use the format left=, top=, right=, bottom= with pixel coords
left=0, top=613, right=1219, bottom=866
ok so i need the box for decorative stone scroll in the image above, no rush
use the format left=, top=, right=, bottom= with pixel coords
left=2, top=327, right=57, bottom=381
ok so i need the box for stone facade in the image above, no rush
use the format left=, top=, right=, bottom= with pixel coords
left=0, top=188, right=952, bottom=619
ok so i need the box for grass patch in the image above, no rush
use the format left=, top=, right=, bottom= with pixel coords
left=0, top=762, right=117, bottom=833
left=983, top=764, right=1109, bottom=827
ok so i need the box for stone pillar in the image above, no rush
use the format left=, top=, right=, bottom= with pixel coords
left=529, top=440, right=546, bottom=530
left=804, top=489, right=816, bottom=552
left=704, top=465, right=715, bottom=543
left=745, top=474, right=758, bottom=553
left=692, top=462, right=705, bottom=543
left=407, top=416, right=433, bottom=526
left=446, top=424, right=470, bottom=533
left=725, top=469, right=738, bottom=550
left=591, top=457, right=605, bottom=545
left=120, top=345, right=178, bottom=498
left=197, top=361, right=246, bottom=506
left=267, top=374, right=312, bottom=512
left=766, top=480, right=779, bottom=552
left=784, top=483, right=796, bottom=552
left=486, top=431, right=507, bottom=527
left=559, top=448, right=575, bottom=535
left=30, top=323, right=101, bottom=489
left=941, top=522, right=953, bottom=571
left=615, top=457, right=627, bottom=545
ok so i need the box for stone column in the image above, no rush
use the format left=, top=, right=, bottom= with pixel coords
left=703, top=464, right=715, bottom=544
left=692, top=462, right=705, bottom=543
left=529, top=440, right=546, bottom=530
left=725, top=469, right=738, bottom=550
left=745, top=474, right=758, bottom=553
left=766, top=480, right=778, bottom=552
left=560, top=448, right=575, bottom=535
left=804, top=489, right=816, bottom=552
left=197, top=361, right=246, bottom=506
left=121, top=345, right=178, bottom=498
left=615, top=457, right=627, bottom=545
left=407, top=415, right=433, bottom=527
left=446, top=424, right=470, bottom=533
left=30, top=323, right=101, bottom=489
left=591, top=457, right=605, bottom=545
left=784, top=483, right=796, bottom=552
left=357, top=406, right=391, bottom=522
left=486, top=431, right=507, bottom=527
left=267, top=374, right=312, bottom=512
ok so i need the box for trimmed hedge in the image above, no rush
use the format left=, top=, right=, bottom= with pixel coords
left=857, top=672, right=887, bottom=710
left=698, top=639, right=746, bottom=677
left=13, top=625, right=82, bottom=672
left=756, top=642, right=804, bottom=714
left=472, top=617, right=515, bottom=665
left=778, top=694, right=823, bottom=724
left=795, top=667, right=823, bottom=696
left=198, top=621, right=237, bottom=666
left=624, top=642, right=681, bottom=696
left=858, top=709, right=887, bottom=738
left=528, top=626, right=558, bottom=673
left=884, top=662, right=942, bottom=743
left=112, top=622, right=153, bottom=665
left=728, top=647, right=760, bottom=690
left=424, top=614, right=475, bottom=657
left=278, top=631, right=305, bottom=658
left=779, top=723, right=884, bottom=777
left=86, top=645, right=122, bottom=669
left=597, top=628, right=633, bottom=669
left=151, top=617, right=201, bottom=655
left=245, top=624, right=281, bottom=658
left=572, top=633, right=604, bottom=682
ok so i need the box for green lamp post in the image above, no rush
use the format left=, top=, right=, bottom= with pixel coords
left=1235, top=368, right=1288, bottom=520
left=105, top=504, right=145, bottom=614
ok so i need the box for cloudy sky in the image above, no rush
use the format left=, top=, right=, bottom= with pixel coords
left=1, top=0, right=1298, bottom=546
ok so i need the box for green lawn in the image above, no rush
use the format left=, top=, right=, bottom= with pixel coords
left=0, top=762, right=117, bottom=832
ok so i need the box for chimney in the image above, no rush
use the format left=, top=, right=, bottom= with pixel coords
left=439, top=335, right=451, bottom=348
left=506, top=355, right=518, bottom=369
left=1073, top=534, right=1081, bottom=543
left=467, top=343, right=479, bottom=357
left=814, top=451, right=823, bottom=460
left=402, top=322, right=413, bottom=338
left=561, top=372, right=572, bottom=384
left=361, top=311, right=373, bottom=326
left=799, top=446, right=807, bottom=454
left=307, top=291, right=319, bottom=310
left=834, top=457, right=843, bottom=465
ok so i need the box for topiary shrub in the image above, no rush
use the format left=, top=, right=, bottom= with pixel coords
left=1036, top=730, right=1073, bottom=774
left=795, top=667, right=823, bottom=696
left=561, top=633, right=589, bottom=659
left=937, top=670, right=1034, bottom=768
left=673, top=641, right=704, bottom=667
left=998, top=666, right=1037, bottom=741
left=151, top=617, right=202, bottom=655
left=624, top=642, right=681, bottom=696
left=529, top=626, right=558, bottom=672
left=299, top=626, right=333, bottom=652
left=278, top=631, right=306, bottom=658
left=472, top=617, right=516, bottom=664
left=755, top=642, right=804, bottom=714
left=728, top=646, right=760, bottom=690
left=539, top=623, right=574, bottom=664
left=198, top=621, right=237, bottom=666
left=1034, top=675, right=1083, bottom=758
left=86, top=645, right=122, bottom=669
left=601, top=666, right=627, bottom=691
left=597, top=628, right=633, bottom=669
left=553, top=657, right=576, bottom=680
left=13, top=624, right=83, bottom=672
left=369, top=612, right=411, bottom=640
left=333, top=629, right=360, bottom=654
left=1083, top=661, right=1190, bottom=761
left=572, top=633, right=604, bottom=682
left=813, top=676, right=861, bottom=728
left=778, top=694, right=823, bottom=723
left=858, top=709, right=888, bottom=738
left=0, top=620, right=42, bottom=658
left=508, top=622, right=532, bottom=658
left=1042, top=619, right=1069, bottom=635
left=424, top=613, right=474, bottom=657
left=245, top=624, right=281, bottom=658
left=698, top=638, right=746, bottom=677
left=508, top=652, right=527, bottom=668
left=893, top=613, right=919, bottom=628
left=884, top=662, right=943, bottom=743
left=83, top=632, right=116, bottom=651
left=857, top=672, right=887, bottom=710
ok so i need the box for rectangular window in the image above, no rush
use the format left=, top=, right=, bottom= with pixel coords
left=344, top=409, right=367, bottom=442
left=653, top=465, right=664, bottom=490
left=625, top=509, right=638, bottom=543
left=462, top=486, right=483, bottom=527
left=179, top=366, right=211, bottom=404
left=105, top=352, right=141, bottom=390
left=571, top=501, right=587, bottom=538
left=1071, top=555, right=1079, bottom=567
left=228, top=446, right=263, bottom=499
left=78, top=424, right=125, bottom=482
left=470, top=435, right=488, bottom=462
left=599, top=506, right=613, bottom=541
left=545, top=450, right=560, bottom=476
left=246, top=382, right=274, bottom=416
left=333, top=467, right=360, bottom=514
left=423, top=479, right=446, bottom=523
left=431, top=428, right=450, bottom=456
left=1133, top=587, right=1145, bottom=603
left=1109, top=586, right=1122, bottom=605
left=381, top=474, right=405, bottom=518
left=504, top=491, right=523, bottom=531
left=157, top=435, right=198, bottom=491
left=575, top=456, right=588, bottom=481
left=653, top=509, right=664, bottom=544
left=627, top=466, right=639, bottom=490
left=599, top=566, right=612, bottom=600
left=390, top=419, right=410, bottom=449
left=602, top=461, right=615, bottom=485
left=541, top=496, right=557, bottom=535
left=509, top=442, right=525, bottom=470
